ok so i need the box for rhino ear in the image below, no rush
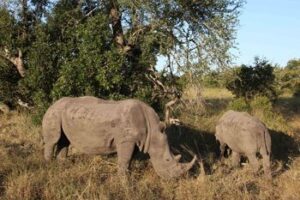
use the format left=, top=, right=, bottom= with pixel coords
left=159, top=121, right=166, bottom=132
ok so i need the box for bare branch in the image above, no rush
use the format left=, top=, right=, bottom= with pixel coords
left=0, top=48, right=25, bottom=77
left=146, top=65, right=182, bottom=125
left=84, top=6, right=99, bottom=18
left=17, top=99, right=33, bottom=109
left=165, top=97, right=180, bottom=125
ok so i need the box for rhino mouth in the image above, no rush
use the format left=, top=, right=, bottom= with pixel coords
left=152, top=155, right=197, bottom=179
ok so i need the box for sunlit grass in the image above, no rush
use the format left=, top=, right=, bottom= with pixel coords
left=202, top=87, right=234, bottom=99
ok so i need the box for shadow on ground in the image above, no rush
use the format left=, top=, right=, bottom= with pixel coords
left=164, top=124, right=300, bottom=176
left=166, top=124, right=219, bottom=175
left=270, top=130, right=300, bottom=168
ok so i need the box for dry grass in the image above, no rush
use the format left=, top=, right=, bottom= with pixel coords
left=202, top=87, right=234, bottom=99
left=0, top=88, right=299, bottom=200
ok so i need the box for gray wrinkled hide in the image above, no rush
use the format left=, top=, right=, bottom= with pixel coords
left=215, top=110, right=272, bottom=178
left=42, top=96, right=196, bottom=179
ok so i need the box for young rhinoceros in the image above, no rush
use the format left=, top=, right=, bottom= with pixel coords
left=215, top=110, right=272, bottom=178
left=42, top=96, right=196, bottom=179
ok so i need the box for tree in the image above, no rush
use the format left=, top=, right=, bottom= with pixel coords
left=286, top=59, right=300, bottom=70
left=226, top=58, right=277, bottom=101
left=0, top=0, right=243, bottom=123
left=276, top=59, right=300, bottom=96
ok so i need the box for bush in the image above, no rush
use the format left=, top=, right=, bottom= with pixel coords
left=276, top=59, right=300, bottom=96
left=226, top=58, right=277, bottom=101
left=226, top=95, right=291, bottom=134
left=18, top=13, right=156, bottom=124
left=0, top=60, right=21, bottom=107
left=250, top=96, right=291, bottom=134
left=249, top=96, right=273, bottom=112
left=227, top=98, right=250, bottom=112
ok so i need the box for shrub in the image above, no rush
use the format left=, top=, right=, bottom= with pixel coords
left=227, top=98, right=250, bottom=112
left=249, top=96, right=272, bottom=112
left=276, top=59, right=300, bottom=97
left=250, top=96, right=291, bottom=135
left=0, top=60, right=21, bottom=107
left=226, top=58, right=277, bottom=101
left=226, top=95, right=291, bottom=134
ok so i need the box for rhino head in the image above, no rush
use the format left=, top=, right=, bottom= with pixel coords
left=146, top=122, right=197, bottom=179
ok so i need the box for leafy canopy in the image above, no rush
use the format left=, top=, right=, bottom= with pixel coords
left=0, top=0, right=243, bottom=122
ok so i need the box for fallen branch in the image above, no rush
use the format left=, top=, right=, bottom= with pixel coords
left=17, top=99, right=33, bottom=109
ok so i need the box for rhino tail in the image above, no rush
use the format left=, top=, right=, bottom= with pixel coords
left=263, top=128, right=270, bottom=156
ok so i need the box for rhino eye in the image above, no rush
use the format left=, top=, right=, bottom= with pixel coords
left=166, top=159, right=170, bottom=162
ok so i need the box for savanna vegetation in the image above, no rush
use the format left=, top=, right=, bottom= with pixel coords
left=0, top=0, right=299, bottom=199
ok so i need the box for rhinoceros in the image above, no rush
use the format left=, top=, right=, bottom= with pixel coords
left=42, top=96, right=196, bottom=179
left=215, top=110, right=272, bottom=178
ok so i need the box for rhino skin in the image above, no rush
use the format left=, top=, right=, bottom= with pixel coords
left=215, top=110, right=272, bottom=179
left=42, top=96, right=196, bottom=179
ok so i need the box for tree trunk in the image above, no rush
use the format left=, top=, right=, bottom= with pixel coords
left=107, top=0, right=132, bottom=53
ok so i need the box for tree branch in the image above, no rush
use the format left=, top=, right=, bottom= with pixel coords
left=146, top=65, right=182, bottom=125
left=0, top=48, right=25, bottom=77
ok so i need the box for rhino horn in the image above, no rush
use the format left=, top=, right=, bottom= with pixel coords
left=174, top=154, right=182, bottom=162
left=177, top=155, right=197, bottom=174
left=157, top=155, right=197, bottom=179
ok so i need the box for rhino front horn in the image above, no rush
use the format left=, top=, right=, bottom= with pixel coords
left=181, top=155, right=197, bottom=172
left=172, top=155, right=197, bottom=178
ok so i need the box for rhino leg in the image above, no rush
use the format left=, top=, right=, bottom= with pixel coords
left=44, top=143, right=56, bottom=161
left=116, top=141, right=135, bottom=175
left=43, top=126, right=61, bottom=161
left=57, top=146, right=69, bottom=160
left=247, top=153, right=259, bottom=172
left=260, top=149, right=272, bottom=179
left=43, top=117, right=62, bottom=161
left=262, top=154, right=271, bottom=179
left=56, top=132, right=70, bottom=161
left=219, top=141, right=226, bottom=161
left=231, top=151, right=241, bottom=167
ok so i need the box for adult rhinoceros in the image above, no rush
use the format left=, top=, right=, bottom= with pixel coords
left=42, top=96, right=196, bottom=179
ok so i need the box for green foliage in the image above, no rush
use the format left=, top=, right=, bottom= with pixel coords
left=249, top=96, right=272, bottom=112
left=50, top=13, right=123, bottom=99
left=227, top=98, right=250, bottom=112
left=276, top=59, right=300, bottom=96
left=226, top=95, right=290, bottom=134
left=286, top=59, right=300, bottom=70
left=0, top=60, right=21, bottom=106
left=250, top=96, right=290, bottom=133
left=0, top=8, right=14, bottom=47
left=226, top=58, right=277, bottom=101
left=0, top=8, right=20, bottom=106
left=0, top=0, right=243, bottom=123
left=202, top=71, right=222, bottom=88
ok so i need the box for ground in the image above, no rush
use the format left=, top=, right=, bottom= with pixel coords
left=0, top=88, right=299, bottom=200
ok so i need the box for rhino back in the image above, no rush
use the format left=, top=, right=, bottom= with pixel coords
left=216, top=111, right=266, bottom=154
left=61, top=99, right=147, bottom=155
